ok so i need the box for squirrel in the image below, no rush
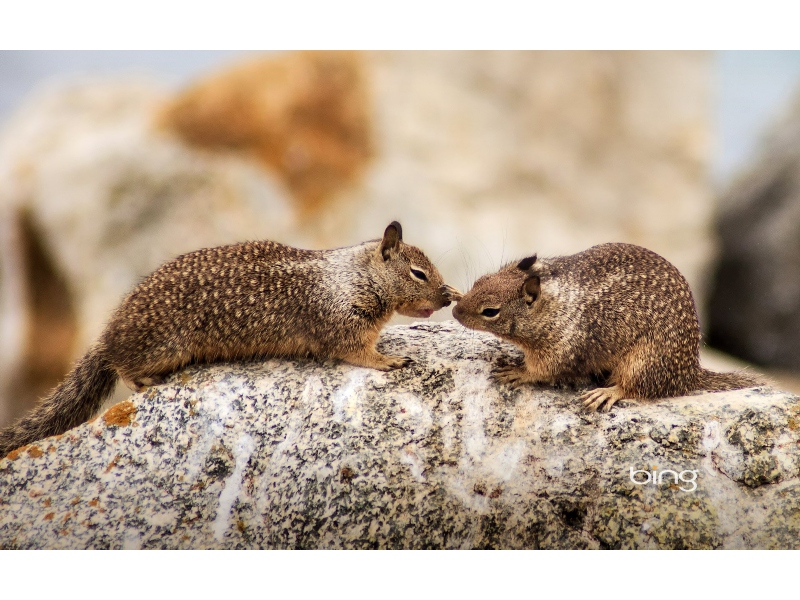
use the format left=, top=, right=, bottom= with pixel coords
left=452, top=242, right=764, bottom=412
left=0, top=221, right=460, bottom=456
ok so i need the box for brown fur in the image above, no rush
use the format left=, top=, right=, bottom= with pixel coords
left=453, top=243, right=764, bottom=412
left=0, top=222, right=458, bottom=456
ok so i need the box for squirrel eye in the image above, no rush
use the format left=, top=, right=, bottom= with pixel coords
left=481, top=307, right=500, bottom=318
left=410, top=268, right=428, bottom=282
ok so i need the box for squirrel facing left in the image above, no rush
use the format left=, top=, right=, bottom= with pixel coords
left=0, top=221, right=460, bottom=457
left=452, top=243, right=764, bottom=412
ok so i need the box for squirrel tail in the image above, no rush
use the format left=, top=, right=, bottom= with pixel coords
left=0, top=346, right=118, bottom=458
left=695, top=367, right=767, bottom=393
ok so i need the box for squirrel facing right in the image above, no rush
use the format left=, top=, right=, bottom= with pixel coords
left=452, top=243, right=764, bottom=412
left=0, top=221, right=459, bottom=457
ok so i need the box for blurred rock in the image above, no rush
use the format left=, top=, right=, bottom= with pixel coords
left=330, top=52, right=714, bottom=301
left=1, top=323, right=796, bottom=550
left=0, top=206, right=27, bottom=426
left=159, top=51, right=373, bottom=215
left=0, top=51, right=713, bottom=427
left=708, top=93, right=800, bottom=370
left=0, top=208, right=77, bottom=424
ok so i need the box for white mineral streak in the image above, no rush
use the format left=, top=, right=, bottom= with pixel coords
left=122, top=529, right=142, bottom=550
left=395, top=391, right=433, bottom=482
left=697, top=418, right=748, bottom=548
left=446, top=363, right=526, bottom=512
left=394, top=392, right=433, bottom=434
left=213, top=433, right=255, bottom=542
left=399, top=448, right=426, bottom=483
left=183, top=376, right=243, bottom=483
left=332, top=369, right=367, bottom=427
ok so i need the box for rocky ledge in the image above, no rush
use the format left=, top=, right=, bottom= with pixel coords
left=1, top=322, right=799, bottom=549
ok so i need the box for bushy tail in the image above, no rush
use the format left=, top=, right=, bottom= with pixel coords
left=696, top=368, right=767, bottom=393
left=0, top=346, right=118, bottom=458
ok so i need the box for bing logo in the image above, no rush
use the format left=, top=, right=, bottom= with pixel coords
left=629, top=466, right=698, bottom=492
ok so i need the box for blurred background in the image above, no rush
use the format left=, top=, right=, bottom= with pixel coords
left=1, top=50, right=800, bottom=428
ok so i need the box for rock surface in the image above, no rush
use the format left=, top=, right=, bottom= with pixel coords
left=1, top=323, right=799, bottom=550
left=708, top=92, right=800, bottom=370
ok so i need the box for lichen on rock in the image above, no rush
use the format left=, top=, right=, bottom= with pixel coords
left=1, top=323, right=798, bottom=549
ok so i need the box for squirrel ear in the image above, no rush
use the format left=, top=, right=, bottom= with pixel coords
left=517, top=255, right=537, bottom=271
left=380, top=221, right=403, bottom=261
left=521, top=275, right=540, bottom=305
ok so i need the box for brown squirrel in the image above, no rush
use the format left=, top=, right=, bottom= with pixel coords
left=0, top=222, right=459, bottom=456
left=452, top=243, right=763, bottom=412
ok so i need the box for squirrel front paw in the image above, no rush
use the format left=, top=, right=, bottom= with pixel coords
left=491, top=365, right=533, bottom=388
left=344, top=351, right=413, bottom=371
left=381, top=355, right=414, bottom=370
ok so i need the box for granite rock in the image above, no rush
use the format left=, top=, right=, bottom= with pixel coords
left=1, top=323, right=798, bottom=549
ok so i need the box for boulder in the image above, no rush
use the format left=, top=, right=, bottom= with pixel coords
left=1, top=323, right=798, bottom=549
left=708, top=93, right=800, bottom=370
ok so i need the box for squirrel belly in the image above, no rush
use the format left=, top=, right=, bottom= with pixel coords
left=452, top=242, right=766, bottom=413
left=1, top=222, right=459, bottom=457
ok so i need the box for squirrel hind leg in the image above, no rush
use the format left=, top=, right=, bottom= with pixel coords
left=117, top=354, right=190, bottom=392
left=121, top=374, right=167, bottom=392
left=581, top=385, right=637, bottom=412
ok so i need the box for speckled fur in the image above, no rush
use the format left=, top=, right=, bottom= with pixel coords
left=0, top=222, right=457, bottom=456
left=453, top=243, right=764, bottom=412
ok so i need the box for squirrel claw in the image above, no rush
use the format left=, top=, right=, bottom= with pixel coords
left=492, top=365, right=530, bottom=388
left=580, top=386, right=624, bottom=412
left=383, top=355, right=413, bottom=370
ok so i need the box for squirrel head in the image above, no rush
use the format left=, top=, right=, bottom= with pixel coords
left=375, top=221, right=458, bottom=318
left=452, top=255, right=551, bottom=341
